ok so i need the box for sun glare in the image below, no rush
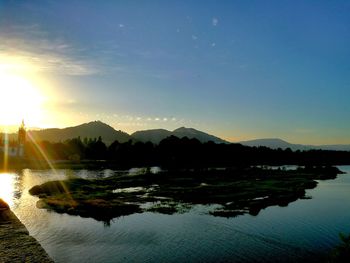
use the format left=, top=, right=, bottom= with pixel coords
left=0, top=68, right=45, bottom=128
left=0, top=173, right=15, bottom=208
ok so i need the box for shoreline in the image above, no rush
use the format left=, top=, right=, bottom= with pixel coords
left=3, top=156, right=350, bottom=173
left=0, top=199, right=53, bottom=263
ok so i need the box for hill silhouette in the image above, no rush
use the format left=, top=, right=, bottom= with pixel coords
left=239, top=138, right=310, bottom=151
left=239, top=138, right=350, bottom=151
left=173, top=127, right=228, bottom=144
left=5, top=121, right=226, bottom=145
left=28, top=121, right=131, bottom=145
left=131, top=129, right=172, bottom=144
left=132, top=127, right=228, bottom=144
left=3, top=121, right=350, bottom=151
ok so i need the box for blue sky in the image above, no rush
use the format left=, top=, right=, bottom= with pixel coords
left=1, top=0, right=350, bottom=144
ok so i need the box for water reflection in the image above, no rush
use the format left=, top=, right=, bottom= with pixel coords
left=3, top=167, right=350, bottom=263
left=0, top=173, right=16, bottom=207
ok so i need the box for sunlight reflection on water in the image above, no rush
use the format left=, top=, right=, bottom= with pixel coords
left=0, top=173, right=16, bottom=207
left=5, top=167, right=350, bottom=263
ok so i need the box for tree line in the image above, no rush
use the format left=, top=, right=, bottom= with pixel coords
left=22, top=135, right=350, bottom=168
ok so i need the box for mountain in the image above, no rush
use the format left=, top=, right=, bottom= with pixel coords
left=132, top=129, right=172, bottom=144
left=313, top=144, right=350, bottom=151
left=239, top=138, right=310, bottom=151
left=5, top=120, right=350, bottom=151
left=132, top=127, right=228, bottom=144
left=239, top=138, right=350, bottom=151
left=28, top=121, right=131, bottom=145
left=172, top=127, right=228, bottom=144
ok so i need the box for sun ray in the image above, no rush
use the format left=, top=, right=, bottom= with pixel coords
left=0, top=72, right=45, bottom=126
left=0, top=173, right=15, bottom=207
left=26, top=133, right=74, bottom=201
left=0, top=55, right=52, bottom=129
left=3, top=132, right=9, bottom=171
left=26, top=132, right=57, bottom=172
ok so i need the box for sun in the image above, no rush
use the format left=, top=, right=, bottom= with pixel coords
left=0, top=70, right=45, bottom=128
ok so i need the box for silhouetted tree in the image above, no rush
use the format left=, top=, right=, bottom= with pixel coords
left=66, top=137, right=86, bottom=159
left=86, top=137, right=107, bottom=160
left=21, top=135, right=350, bottom=168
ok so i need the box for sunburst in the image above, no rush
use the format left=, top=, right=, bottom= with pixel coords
left=0, top=173, right=15, bottom=207
left=0, top=65, right=46, bottom=127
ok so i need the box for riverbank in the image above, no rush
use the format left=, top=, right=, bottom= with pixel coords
left=29, top=166, right=343, bottom=223
left=0, top=199, right=53, bottom=263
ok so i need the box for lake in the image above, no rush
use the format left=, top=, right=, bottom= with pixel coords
left=1, top=166, right=350, bottom=262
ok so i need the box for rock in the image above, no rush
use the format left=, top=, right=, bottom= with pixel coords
left=0, top=199, right=9, bottom=210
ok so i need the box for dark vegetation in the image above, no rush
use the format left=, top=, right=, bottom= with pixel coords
left=29, top=166, right=343, bottom=223
left=17, top=136, right=350, bottom=170
left=4, top=132, right=349, bottom=228
left=329, top=233, right=350, bottom=262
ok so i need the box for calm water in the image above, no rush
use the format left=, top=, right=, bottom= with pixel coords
left=1, top=167, right=350, bottom=262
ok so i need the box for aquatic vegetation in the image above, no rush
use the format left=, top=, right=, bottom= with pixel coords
left=29, top=166, right=343, bottom=223
left=328, top=233, right=350, bottom=262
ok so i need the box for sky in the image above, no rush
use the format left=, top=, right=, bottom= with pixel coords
left=0, top=0, right=350, bottom=144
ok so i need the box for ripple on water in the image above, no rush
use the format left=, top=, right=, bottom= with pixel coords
left=6, top=167, right=350, bottom=263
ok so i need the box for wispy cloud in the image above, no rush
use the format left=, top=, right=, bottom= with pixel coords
left=0, top=24, right=100, bottom=76
left=212, top=17, right=219, bottom=26
left=0, top=50, right=99, bottom=76
left=72, top=113, right=186, bottom=133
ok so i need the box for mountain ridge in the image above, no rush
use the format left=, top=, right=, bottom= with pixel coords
left=132, top=127, right=228, bottom=144
left=239, top=138, right=350, bottom=151
left=24, top=121, right=227, bottom=145
left=3, top=121, right=350, bottom=151
left=28, top=121, right=131, bottom=145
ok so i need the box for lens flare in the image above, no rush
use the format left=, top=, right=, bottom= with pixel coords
left=2, top=132, right=9, bottom=171
left=26, top=133, right=73, bottom=201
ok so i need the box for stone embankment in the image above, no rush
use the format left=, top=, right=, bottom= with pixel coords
left=0, top=199, right=53, bottom=263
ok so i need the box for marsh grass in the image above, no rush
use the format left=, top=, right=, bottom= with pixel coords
left=29, top=166, right=342, bottom=223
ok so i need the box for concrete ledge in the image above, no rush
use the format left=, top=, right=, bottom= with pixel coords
left=0, top=199, right=53, bottom=263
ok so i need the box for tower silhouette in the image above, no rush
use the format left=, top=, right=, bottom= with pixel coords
left=17, top=120, right=26, bottom=157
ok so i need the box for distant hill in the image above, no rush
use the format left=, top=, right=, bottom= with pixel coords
left=239, top=138, right=310, bottom=151
left=313, top=144, right=350, bottom=151
left=28, top=121, right=131, bottom=145
left=4, top=120, right=350, bottom=151
left=172, top=127, right=228, bottom=144
left=132, top=129, right=172, bottom=144
left=239, top=138, right=350, bottom=151
left=132, top=127, right=228, bottom=144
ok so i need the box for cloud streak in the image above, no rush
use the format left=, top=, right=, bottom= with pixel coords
left=0, top=24, right=100, bottom=76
